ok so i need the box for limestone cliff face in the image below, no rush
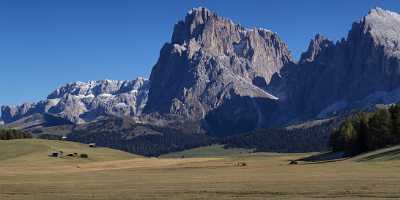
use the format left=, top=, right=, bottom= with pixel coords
left=1, top=78, right=149, bottom=124
left=269, top=7, right=400, bottom=121
left=144, top=7, right=292, bottom=135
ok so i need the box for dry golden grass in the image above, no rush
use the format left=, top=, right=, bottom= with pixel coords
left=0, top=140, right=400, bottom=199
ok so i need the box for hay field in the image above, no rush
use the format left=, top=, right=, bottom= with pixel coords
left=0, top=139, right=399, bottom=200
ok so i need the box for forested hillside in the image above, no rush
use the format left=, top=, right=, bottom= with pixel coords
left=331, top=104, right=400, bottom=155
left=222, top=118, right=341, bottom=153
left=67, top=117, right=212, bottom=156
left=0, top=128, right=32, bottom=140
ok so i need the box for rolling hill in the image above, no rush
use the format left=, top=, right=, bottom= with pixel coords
left=0, top=139, right=140, bottom=167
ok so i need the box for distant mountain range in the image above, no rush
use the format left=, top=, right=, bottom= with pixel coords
left=1, top=78, right=149, bottom=124
left=2, top=7, right=400, bottom=154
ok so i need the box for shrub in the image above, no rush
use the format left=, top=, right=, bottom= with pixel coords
left=234, top=162, right=247, bottom=167
left=80, top=153, right=88, bottom=158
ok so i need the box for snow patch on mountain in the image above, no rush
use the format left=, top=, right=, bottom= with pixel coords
left=1, top=77, right=150, bottom=124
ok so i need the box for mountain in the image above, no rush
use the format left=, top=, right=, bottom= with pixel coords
left=2, top=7, right=400, bottom=150
left=144, top=7, right=292, bottom=135
left=268, top=7, right=400, bottom=123
left=1, top=77, right=149, bottom=124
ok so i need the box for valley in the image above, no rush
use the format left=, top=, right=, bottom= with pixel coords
left=2, top=7, right=400, bottom=156
left=0, top=139, right=400, bottom=200
left=1, top=2, right=400, bottom=200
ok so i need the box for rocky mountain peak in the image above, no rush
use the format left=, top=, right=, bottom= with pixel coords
left=352, top=7, right=400, bottom=57
left=170, top=7, right=292, bottom=71
left=366, top=7, right=399, bottom=19
left=364, top=7, right=400, bottom=34
left=47, top=77, right=148, bottom=99
left=1, top=77, right=150, bottom=124
left=172, top=7, right=220, bottom=44
left=1, top=103, right=35, bottom=123
left=270, top=7, right=400, bottom=122
left=145, top=7, right=293, bottom=134
left=300, top=34, right=334, bottom=63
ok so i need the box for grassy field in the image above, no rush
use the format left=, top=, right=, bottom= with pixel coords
left=0, top=139, right=400, bottom=199
left=160, top=145, right=252, bottom=158
left=0, top=139, right=139, bottom=167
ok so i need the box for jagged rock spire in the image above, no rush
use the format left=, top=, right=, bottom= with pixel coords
left=300, top=34, right=333, bottom=63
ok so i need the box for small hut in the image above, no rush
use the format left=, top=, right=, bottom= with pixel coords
left=89, top=143, right=96, bottom=148
left=49, top=151, right=59, bottom=157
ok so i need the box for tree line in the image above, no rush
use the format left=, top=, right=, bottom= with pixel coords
left=330, top=104, right=400, bottom=155
left=222, top=118, right=339, bottom=153
left=67, top=119, right=213, bottom=157
left=0, top=128, right=32, bottom=140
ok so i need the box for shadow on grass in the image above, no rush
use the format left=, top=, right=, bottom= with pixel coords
left=294, top=146, right=400, bottom=164
left=357, top=148, right=400, bottom=162
left=289, top=151, right=350, bottom=165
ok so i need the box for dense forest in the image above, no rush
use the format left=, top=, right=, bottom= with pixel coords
left=0, top=128, right=32, bottom=140
left=64, top=116, right=345, bottom=156
left=222, top=118, right=341, bottom=153
left=69, top=130, right=212, bottom=157
left=38, top=134, right=63, bottom=140
left=330, top=104, right=400, bottom=155
left=67, top=117, right=212, bottom=156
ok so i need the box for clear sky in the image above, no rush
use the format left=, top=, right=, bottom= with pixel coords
left=0, top=0, right=399, bottom=107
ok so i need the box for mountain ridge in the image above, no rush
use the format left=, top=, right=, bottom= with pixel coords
left=267, top=7, right=400, bottom=124
left=2, top=7, right=400, bottom=139
left=1, top=77, right=149, bottom=124
left=144, top=7, right=292, bottom=135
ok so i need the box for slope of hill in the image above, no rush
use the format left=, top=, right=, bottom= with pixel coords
left=0, top=139, right=140, bottom=167
left=355, top=145, right=400, bottom=162
left=67, top=116, right=212, bottom=156
left=221, top=117, right=343, bottom=153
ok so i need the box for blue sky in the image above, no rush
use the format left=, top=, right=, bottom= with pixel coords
left=0, top=0, right=399, bottom=106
